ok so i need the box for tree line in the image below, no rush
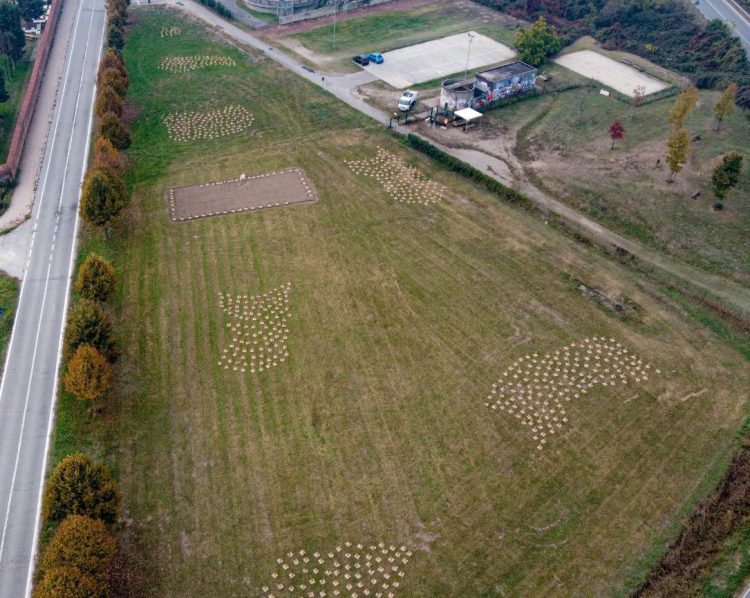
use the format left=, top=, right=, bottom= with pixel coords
left=477, top=0, right=750, bottom=106
left=35, top=0, right=136, bottom=594
left=0, top=0, right=47, bottom=101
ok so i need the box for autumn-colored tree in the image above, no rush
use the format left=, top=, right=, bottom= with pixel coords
left=100, top=48, right=125, bottom=75
left=64, top=345, right=112, bottom=412
left=43, top=454, right=121, bottom=525
left=666, top=128, right=690, bottom=182
left=63, top=299, right=117, bottom=362
left=95, top=85, right=123, bottom=119
left=33, top=566, right=106, bottom=598
left=41, top=516, right=117, bottom=579
left=712, top=152, right=743, bottom=199
left=92, top=136, right=122, bottom=172
left=609, top=120, right=625, bottom=149
left=713, top=82, right=738, bottom=131
left=80, top=165, right=128, bottom=236
left=76, top=253, right=116, bottom=303
left=514, top=16, right=561, bottom=67
left=98, top=112, right=131, bottom=151
left=100, top=67, right=128, bottom=98
left=667, top=87, right=699, bottom=129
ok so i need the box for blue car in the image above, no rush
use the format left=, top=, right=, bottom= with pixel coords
left=367, top=52, right=384, bottom=64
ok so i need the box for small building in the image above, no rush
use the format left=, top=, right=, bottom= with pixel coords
left=440, top=78, right=475, bottom=112
left=473, top=61, right=537, bottom=101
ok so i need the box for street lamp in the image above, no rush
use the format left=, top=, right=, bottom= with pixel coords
left=464, top=32, right=476, bottom=79
left=332, top=0, right=338, bottom=50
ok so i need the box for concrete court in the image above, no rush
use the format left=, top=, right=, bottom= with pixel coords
left=361, top=31, right=516, bottom=89
left=554, top=50, right=669, bottom=97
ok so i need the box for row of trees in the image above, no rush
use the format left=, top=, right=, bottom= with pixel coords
left=37, top=1, right=134, bottom=595
left=34, top=456, right=120, bottom=597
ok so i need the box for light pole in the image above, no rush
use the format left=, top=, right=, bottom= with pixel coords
left=332, top=0, right=338, bottom=50
left=464, top=32, right=476, bottom=79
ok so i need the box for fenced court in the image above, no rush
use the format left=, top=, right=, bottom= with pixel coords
left=362, top=31, right=515, bottom=89
left=167, top=168, right=317, bottom=221
left=554, top=50, right=669, bottom=97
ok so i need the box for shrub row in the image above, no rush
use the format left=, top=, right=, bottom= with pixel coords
left=402, top=133, right=533, bottom=209
left=196, top=0, right=233, bottom=20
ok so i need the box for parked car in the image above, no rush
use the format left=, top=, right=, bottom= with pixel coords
left=367, top=52, right=384, bottom=64
left=352, top=54, right=370, bottom=66
left=398, top=89, right=418, bottom=111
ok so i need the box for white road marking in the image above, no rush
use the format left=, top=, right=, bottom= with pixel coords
left=24, top=11, right=106, bottom=598
left=0, top=0, right=98, bottom=571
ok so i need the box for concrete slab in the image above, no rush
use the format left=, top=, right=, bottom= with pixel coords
left=362, top=31, right=515, bottom=89
left=554, top=50, right=669, bottom=97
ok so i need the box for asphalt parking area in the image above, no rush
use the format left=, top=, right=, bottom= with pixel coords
left=362, top=31, right=515, bottom=88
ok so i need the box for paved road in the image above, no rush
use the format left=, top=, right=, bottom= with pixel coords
left=696, top=0, right=750, bottom=54
left=0, top=0, right=106, bottom=593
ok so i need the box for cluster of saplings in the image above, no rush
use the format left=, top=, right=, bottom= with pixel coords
left=662, top=86, right=744, bottom=209
left=34, top=1, right=135, bottom=595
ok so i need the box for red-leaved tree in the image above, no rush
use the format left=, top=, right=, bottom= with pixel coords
left=609, top=120, right=625, bottom=149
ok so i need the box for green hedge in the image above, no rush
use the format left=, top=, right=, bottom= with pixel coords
left=402, top=134, right=534, bottom=210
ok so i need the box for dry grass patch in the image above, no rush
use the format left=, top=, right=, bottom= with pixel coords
left=158, top=55, right=236, bottom=73
left=162, top=105, right=254, bottom=141
left=167, top=168, right=316, bottom=221
left=345, top=147, right=448, bottom=206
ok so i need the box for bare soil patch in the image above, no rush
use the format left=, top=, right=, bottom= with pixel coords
left=168, top=168, right=317, bottom=221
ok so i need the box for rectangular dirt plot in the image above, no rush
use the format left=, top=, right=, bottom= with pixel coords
left=168, top=168, right=317, bottom=222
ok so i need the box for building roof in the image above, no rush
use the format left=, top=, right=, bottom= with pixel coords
left=477, top=61, right=536, bottom=82
left=454, top=107, right=483, bottom=122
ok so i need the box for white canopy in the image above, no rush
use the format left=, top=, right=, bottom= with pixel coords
left=454, top=107, right=483, bottom=122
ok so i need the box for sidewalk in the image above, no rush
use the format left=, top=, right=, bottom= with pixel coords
left=0, top=0, right=77, bottom=234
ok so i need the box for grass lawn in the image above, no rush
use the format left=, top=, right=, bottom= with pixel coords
left=0, top=272, right=19, bottom=373
left=0, top=44, right=37, bottom=164
left=282, top=0, right=522, bottom=70
left=484, top=74, right=750, bottom=286
left=50, top=7, right=750, bottom=596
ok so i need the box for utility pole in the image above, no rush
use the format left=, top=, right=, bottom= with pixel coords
left=464, top=32, right=476, bottom=79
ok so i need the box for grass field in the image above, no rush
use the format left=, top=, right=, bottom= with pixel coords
left=49, top=8, right=750, bottom=596
left=481, top=74, right=750, bottom=286
left=0, top=45, right=36, bottom=164
left=278, top=0, right=522, bottom=70
left=0, top=272, right=19, bottom=373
